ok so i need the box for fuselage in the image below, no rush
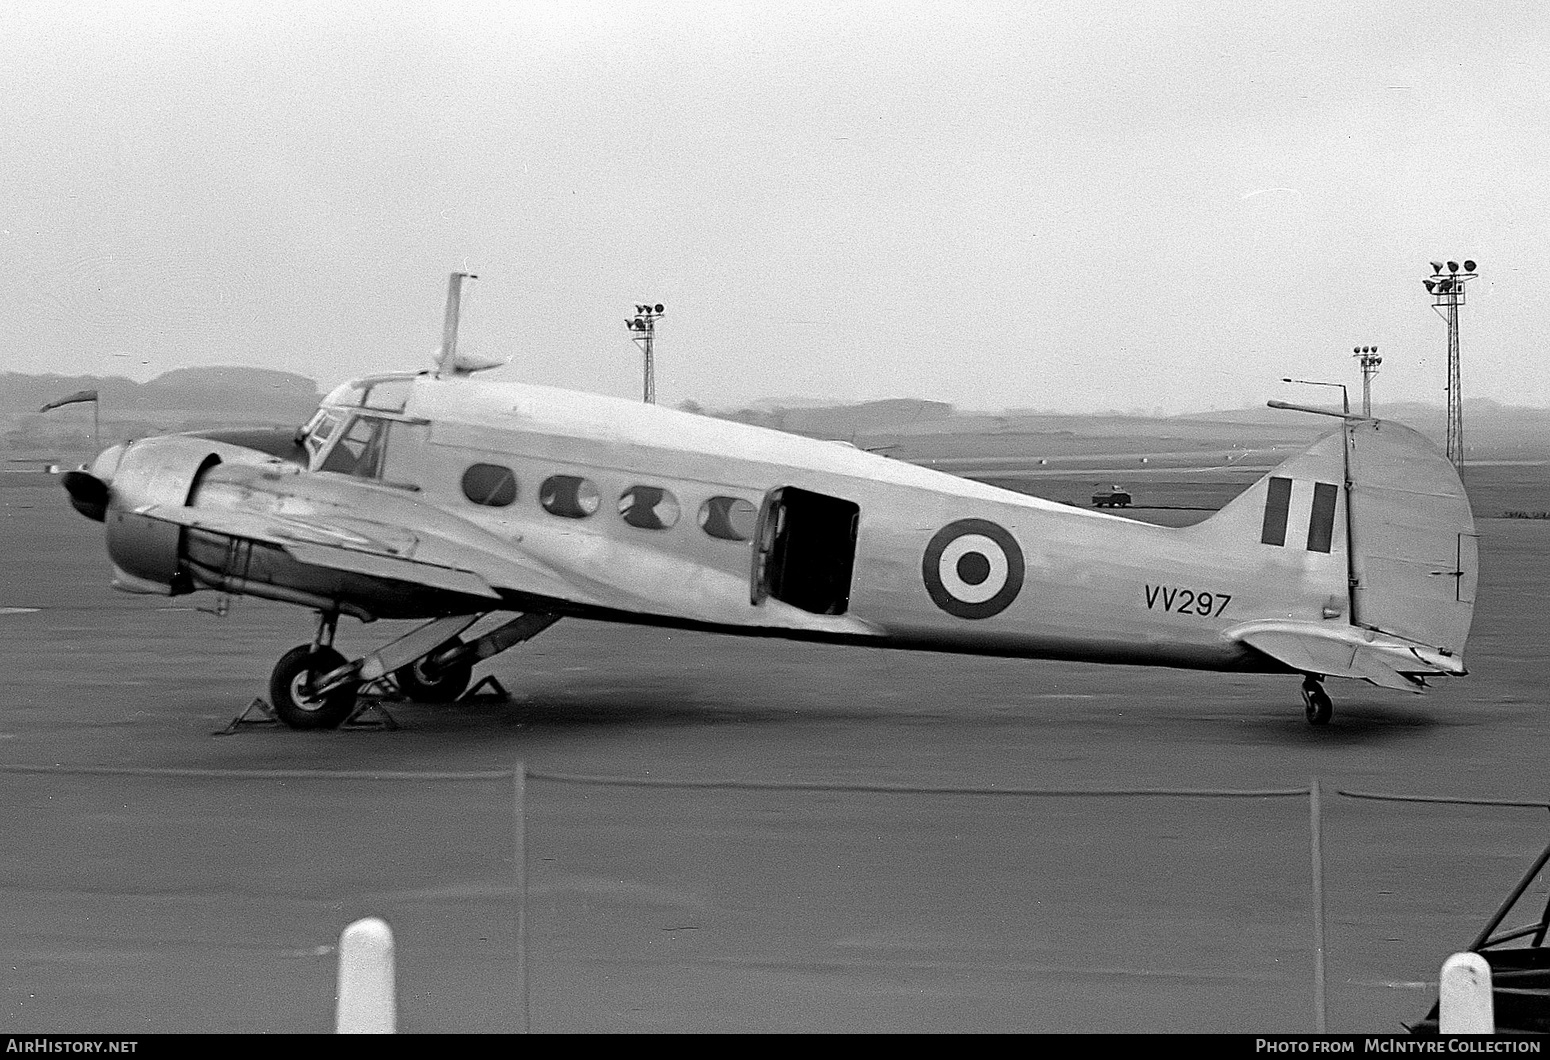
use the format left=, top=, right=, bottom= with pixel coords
left=136, top=370, right=1347, bottom=674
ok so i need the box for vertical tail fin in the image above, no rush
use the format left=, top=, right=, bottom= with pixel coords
left=1188, top=418, right=1475, bottom=688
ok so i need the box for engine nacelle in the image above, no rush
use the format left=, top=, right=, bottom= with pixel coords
left=104, top=436, right=226, bottom=595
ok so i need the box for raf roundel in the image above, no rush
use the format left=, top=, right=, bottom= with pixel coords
left=921, top=518, right=1025, bottom=619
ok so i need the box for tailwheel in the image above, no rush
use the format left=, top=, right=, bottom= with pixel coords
left=269, top=645, right=356, bottom=729
left=393, top=654, right=473, bottom=703
left=1301, top=676, right=1333, bottom=726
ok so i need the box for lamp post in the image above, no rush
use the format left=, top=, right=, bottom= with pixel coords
left=624, top=303, right=664, bottom=404
left=1352, top=346, right=1381, bottom=418
left=1282, top=377, right=1349, bottom=416
left=1422, top=260, right=1477, bottom=467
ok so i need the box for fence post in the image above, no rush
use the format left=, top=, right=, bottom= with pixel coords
left=515, top=760, right=529, bottom=1033
left=1310, top=776, right=1327, bottom=1032
left=1440, top=952, right=1494, bottom=1033
left=336, top=916, right=395, bottom=1033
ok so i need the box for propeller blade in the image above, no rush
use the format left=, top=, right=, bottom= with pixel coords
left=61, top=470, right=109, bottom=522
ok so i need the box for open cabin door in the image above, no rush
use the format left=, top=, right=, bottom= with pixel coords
left=751, top=486, right=860, bottom=616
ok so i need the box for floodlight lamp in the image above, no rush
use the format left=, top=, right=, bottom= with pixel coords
left=1438, top=278, right=1453, bottom=292
left=1430, top=261, right=1444, bottom=274
left=654, top=304, right=663, bottom=313
left=1423, top=280, right=1435, bottom=292
left=1464, top=260, right=1476, bottom=272
left=1447, top=261, right=1459, bottom=273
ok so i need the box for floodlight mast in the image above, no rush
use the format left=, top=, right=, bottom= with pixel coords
left=1353, top=346, right=1381, bottom=418
left=624, top=302, right=665, bottom=403
left=1422, top=259, right=1477, bottom=466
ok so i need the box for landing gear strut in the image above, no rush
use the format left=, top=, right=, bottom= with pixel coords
left=262, top=610, right=561, bottom=729
left=394, top=649, right=473, bottom=702
left=1301, top=675, right=1333, bottom=726
left=269, top=612, right=358, bottom=729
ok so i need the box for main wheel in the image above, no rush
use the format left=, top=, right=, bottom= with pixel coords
left=1302, top=683, right=1333, bottom=726
left=394, top=655, right=473, bottom=703
left=269, top=645, right=356, bottom=729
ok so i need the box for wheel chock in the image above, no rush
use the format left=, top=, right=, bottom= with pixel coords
left=342, top=697, right=400, bottom=731
left=214, top=697, right=282, bottom=736
left=458, top=675, right=509, bottom=701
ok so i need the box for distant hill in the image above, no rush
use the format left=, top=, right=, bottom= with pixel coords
left=4, top=367, right=1544, bottom=465
left=1173, top=398, right=1550, bottom=459
left=1, top=367, right=321, bottom=420
left=713, top=398, right=954, bottom=439
left=2, top=367, right=322, bottom=456
left=706, top=396, right=1550, bottom=462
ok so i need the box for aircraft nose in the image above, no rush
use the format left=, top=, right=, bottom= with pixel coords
left=87, top=442, right=126, bottom=483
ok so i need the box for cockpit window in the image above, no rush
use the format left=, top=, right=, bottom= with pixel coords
left=301, top=410, right=345, bottom=463
left=333, top=382, right=368, bottom=408
left=362, top=379, right=412, bottom=413
left=320, top=414, right=391, bottom=479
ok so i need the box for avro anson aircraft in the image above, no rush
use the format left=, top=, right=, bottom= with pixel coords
left=59, top=274, right=1476, bottom=729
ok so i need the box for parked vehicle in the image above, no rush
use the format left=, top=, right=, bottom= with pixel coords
left=1091, top=485, right=1132, bottom=508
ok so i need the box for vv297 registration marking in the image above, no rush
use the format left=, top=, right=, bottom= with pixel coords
left=1144, top=585, right=1232, bottom=617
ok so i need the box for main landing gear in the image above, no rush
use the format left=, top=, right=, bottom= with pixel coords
left=266, top=609, right=561, bottom=729
left=1301, top=675, right=1333, bottom=726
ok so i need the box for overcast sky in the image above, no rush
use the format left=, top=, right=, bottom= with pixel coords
left=2, top=1, right=1544, bottom=413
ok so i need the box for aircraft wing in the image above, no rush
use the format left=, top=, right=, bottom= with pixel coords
left=135, top=503, right=580, bottom=605
left=132, top=502, right=882, bottom=637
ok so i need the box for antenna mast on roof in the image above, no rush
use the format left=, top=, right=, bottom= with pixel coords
left=436, top=271, right=478, bottom=378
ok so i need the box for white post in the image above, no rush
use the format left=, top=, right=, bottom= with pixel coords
left=1439, top=951, right=1494, bottom=1034
left=514, top=761, right=529, bottom=1033
left=1309, top=777, right=1327, bottom=1032
left=337, top=916, right=396, bottom=1033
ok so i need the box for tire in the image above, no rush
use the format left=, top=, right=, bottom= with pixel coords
left=269, top=645, right=356, bottom=729
left=394, top=655, right=473, bottom=703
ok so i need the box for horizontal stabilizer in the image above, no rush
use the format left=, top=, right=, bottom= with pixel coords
left=1227, top=620, right=1466, bottom=693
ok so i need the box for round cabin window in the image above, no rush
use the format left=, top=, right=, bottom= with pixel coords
left=618, top=485, right=680, bottom=530
left=698, top=496, right=757, bottom=541
left=461, top=463, right=518, bottom=507
left=540, top=474, right=601, bottom=518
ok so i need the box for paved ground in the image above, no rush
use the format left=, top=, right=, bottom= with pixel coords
left=0, top=475, right=1546, bottom=1033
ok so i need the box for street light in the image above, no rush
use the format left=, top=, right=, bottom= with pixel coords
left=624, top=302, right=665, bottom=403
left=1282, top=377, right=1349, bottom=415
left=1352, top=346, right=1381, bottom=418
left=1422, top=258, right=1477, bottom=467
